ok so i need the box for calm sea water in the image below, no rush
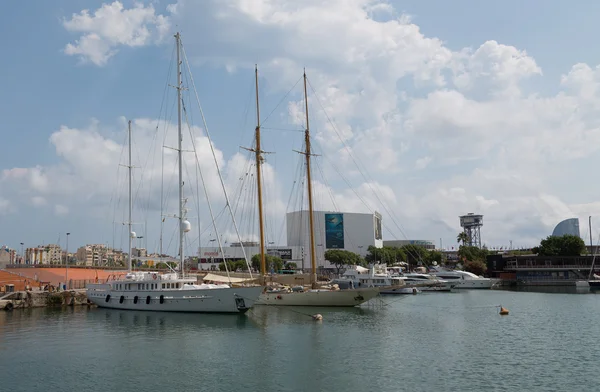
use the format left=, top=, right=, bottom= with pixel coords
left=1, top=290, right=600, bottom=391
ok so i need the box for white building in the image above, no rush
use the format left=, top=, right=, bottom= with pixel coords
left=286, top=210, right=383, bottom=269
left=197, top=242, right=302, bottom=271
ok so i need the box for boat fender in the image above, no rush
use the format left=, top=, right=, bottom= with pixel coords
left=499, top=306, right=509, bottom=316
left=276, top=295, right=282, bottom=300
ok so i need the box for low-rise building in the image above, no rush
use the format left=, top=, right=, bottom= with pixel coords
left=0, top=246, right=17, bottom=268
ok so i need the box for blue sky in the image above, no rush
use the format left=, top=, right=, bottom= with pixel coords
left=2, top=0, right=600, bottom=255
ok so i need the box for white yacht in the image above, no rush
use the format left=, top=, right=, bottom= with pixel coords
left=430, top=269, right=500, bottom=289
left=331, top=265, right=420, bottom=295
left=396, top=273, right=456, bottom=292
left=87, top=271, right=263, bottom=313
left=86, top=33, right=263, bottom=314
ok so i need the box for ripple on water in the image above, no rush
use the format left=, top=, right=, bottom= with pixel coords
left=0, top=290, right=598, bottom=392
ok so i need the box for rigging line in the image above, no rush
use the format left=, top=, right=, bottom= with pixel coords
left=181, top=42, right=253, bottom=278
left=314, top=142, right=423, bottom=261
left=181, top=99, right=232, bottom=283
left=276, top=147, right=304, bottom=245
left=261, top=75, right=303, bottom=126
left=306, top=79, right=410, bottom=241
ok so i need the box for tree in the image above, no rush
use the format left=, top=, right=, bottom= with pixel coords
left=535, top=234, right=586, bottom=256
left=425, top=250, right=443, bottom=264
left=219, top=260, right=249, bottom=272
left=250, top=254, right=284, bottom=273
left=458, top=245, right=488, bottom=263
left=365, top=246, right=406, bottom=266
left=284, top=262, right=297, bottom=270
left=401, top=245, right=427, bottom=269
left=324, top=249, right=363, bottom=274
left=463, top=259, right=487, bottom=276
left=457, top=232, right=469, bottom=246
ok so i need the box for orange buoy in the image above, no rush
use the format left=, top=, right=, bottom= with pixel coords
left=499, top=306, right=509, bottom=315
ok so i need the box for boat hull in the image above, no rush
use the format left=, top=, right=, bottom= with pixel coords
left=453, top=279, right=500, bottom=289
left=256, top=288, right=380, bottom=307
left=86, top=285, right=264, bottom=313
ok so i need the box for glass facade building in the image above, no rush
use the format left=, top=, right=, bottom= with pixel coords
left=551, top=218, right=580, bottom=237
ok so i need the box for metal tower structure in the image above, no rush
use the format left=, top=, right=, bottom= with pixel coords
left=459, top=213, right=483, bottom=248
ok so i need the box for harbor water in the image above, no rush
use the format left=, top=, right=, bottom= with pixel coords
left=1, top=289, right=599, bottom=391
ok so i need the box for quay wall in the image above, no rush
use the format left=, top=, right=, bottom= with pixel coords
left=0, top=289, right=91, bottom=311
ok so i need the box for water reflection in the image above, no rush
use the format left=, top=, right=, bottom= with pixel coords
left=91, top=307, right=253, bottom=332
left=496, top=286, right=593, bottom=294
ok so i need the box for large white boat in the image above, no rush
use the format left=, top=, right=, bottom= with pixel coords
left=87, top=271, right=263, bottom=313
left=430, top=269, right=500, bottom=289
left=87, top=33, right=263, bottom=314
left=257, top=286, right=382, bottom=306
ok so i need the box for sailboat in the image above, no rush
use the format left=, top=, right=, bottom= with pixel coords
left=251, top=68, right=380, bottom=306
left=86, top=33, right=263, bottom=313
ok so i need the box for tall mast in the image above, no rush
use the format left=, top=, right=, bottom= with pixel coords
left=127, top=119, right=133, bottom=273
left=255, top=65, right=267, bottom=277
left=303, top=70, right=318, bottom=287
left=176, top=32, right=185, bottom=278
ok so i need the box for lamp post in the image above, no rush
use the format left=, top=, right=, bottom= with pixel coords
left=65, top=233, right=70, bottom=290
left=20, top=242, right=24, bottom=264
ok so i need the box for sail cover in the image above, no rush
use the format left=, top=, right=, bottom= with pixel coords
left=202, top=273, right=257, bottom=283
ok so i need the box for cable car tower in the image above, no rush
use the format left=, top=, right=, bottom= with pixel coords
left=459, top=213, right=483, bottom=248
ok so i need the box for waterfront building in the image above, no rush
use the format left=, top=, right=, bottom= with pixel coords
left=487, top=253, right=596, bottom=286
left=552, top=218, right=580, bottom=237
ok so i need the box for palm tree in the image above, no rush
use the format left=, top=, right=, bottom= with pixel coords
left=457, top=232, right=469, bottom=246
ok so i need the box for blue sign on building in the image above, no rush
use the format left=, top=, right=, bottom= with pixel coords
left=325, top=213, right=344, bottom=249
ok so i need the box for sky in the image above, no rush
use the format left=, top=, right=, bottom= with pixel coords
left=2, top=0, right=600, bottom=256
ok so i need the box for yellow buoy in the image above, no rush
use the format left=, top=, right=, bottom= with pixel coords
left=499, top=306, right=509, bottom=316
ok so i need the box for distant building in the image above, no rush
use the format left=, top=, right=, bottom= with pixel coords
left=76, top=244, right=124, bottom=266
left=132, top=248, right=147, bottom=258
left=0, top=246, right=16, bottom=268
left=382, top=240, right=436, bottom=250
left=287, top=210, right=383, bottom=269
left=552, top=218, right=580, bottom=237
left=24, top=245, right=62, bottom=265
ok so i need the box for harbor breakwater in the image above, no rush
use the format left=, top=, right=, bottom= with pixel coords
left=0, top=289, right=90, bottom=311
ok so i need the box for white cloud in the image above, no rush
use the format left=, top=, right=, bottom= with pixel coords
left=63, top=1, right=172, bottom=66
left=31, top=196, right=47, bottom=207
left=36, top=0, right=600, bottom=248
left=54, top=204, right=69, bottom=216
left=0, top=198, right=11, bottom=214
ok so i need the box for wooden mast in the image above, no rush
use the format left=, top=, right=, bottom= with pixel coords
left=242, top=66, right=268, bottom=281
left=254, top=65, right=267, bottom=278
left=303, top=69, right=318, bottom=288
